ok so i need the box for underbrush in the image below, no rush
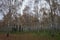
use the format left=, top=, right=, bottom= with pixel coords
left=0, top=29, right=60, bottom=40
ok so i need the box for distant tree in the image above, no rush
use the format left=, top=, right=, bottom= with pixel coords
left=46, top=0, right=60, bottom=30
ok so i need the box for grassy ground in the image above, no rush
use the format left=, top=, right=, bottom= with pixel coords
left=0, top=30, right=60, bottom=40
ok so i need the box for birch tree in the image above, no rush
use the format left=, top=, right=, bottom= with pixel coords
left=46, top=0, right=60, bottom=30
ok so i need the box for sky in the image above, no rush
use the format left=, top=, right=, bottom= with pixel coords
left=0, top=0, right=53, bottom=20
left=0, top=12, right=4, bottom=20
left=17, top=0, right=50, bottom=15
left=0, top=0, right=50, bottom=20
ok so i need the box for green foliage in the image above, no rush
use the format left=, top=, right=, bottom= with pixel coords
left=11, top=27, right=18, bottom=32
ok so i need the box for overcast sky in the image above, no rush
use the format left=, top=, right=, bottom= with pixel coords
left=0, top=0, right=50, bottom=20
left=0, top=0, right=55, bottom=20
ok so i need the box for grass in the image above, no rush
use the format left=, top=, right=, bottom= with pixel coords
left=0, top=30, right=60, bottom=40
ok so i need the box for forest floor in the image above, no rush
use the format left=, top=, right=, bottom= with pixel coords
left=0, top=31, right=60, bottom=40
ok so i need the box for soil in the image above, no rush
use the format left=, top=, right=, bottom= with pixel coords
left=0, top=33, right=57, bottom=40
